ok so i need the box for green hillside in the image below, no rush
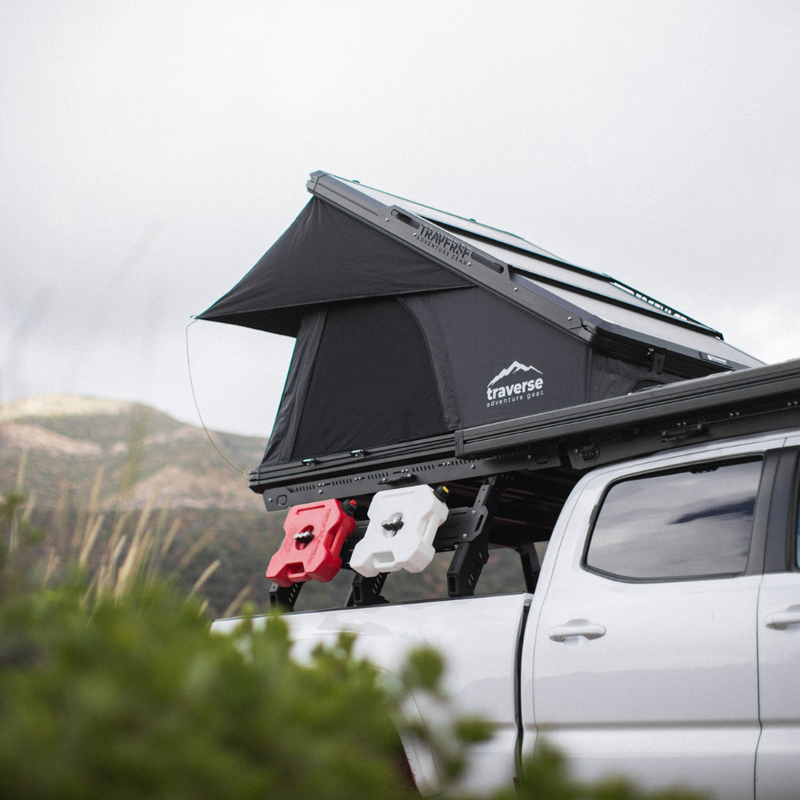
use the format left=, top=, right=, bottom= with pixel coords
left=0, top=396, right=282, bottom=615
left=0, top=396, right=530, bottom=616
left=0, top=395, right=267, bottom=510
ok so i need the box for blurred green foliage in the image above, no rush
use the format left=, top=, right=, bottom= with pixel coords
left=499, top=743, right=705, bottom=800
left=0, top=581, right=416, bottom=799
left=1, top=486, right=706, bottom=799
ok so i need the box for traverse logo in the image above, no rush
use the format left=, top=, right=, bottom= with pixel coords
left=486, top=361, right=545, bottom=408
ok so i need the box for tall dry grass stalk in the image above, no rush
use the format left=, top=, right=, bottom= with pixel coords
left=74, top=470, right=227, bottom=608
left=1, top=439, right=252, bottom=618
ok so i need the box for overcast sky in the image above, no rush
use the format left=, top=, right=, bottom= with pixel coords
left=2, top=1, right=799, bottom=442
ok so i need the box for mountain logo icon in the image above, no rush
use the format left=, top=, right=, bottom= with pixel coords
left=487, top=361, right=542, bottom=387
left=486, top=361, right=545, bottom=406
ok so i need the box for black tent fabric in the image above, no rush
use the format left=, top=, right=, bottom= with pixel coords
left=199, top=197, right=470, bottom=337
left=198, top=177, right=732, bottom=466
left=259, top=285, right=684, bottom=464
left=289, top=298, right=447, bottom=459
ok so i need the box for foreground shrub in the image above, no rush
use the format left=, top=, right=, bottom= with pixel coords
left=508, top=743, right=705, bottom=800
left=0, top=580, right=414, bottom=800
left=0, top=487, right=707, bottom=800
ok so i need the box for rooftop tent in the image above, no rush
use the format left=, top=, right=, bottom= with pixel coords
left=198, top=172, right=762, bottom=466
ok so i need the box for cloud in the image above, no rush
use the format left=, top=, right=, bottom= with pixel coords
left=1, top=1, right=798, bottom=434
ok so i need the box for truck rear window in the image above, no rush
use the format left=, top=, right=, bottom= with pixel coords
left=585, top=458, right=763, bottom=581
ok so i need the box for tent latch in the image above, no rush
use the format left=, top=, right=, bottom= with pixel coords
left=649, top=348, right=666, bottom=374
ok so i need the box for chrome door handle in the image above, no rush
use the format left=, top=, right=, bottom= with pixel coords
left=765, top=608, right=800, bottom=629
left=549, top=621, right=606, bottom=642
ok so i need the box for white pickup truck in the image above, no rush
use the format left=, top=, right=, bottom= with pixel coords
left=212, top=358, right=800, bottom=799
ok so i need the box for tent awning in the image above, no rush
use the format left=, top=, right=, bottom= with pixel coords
left=198, top=196, right=470, bottom=337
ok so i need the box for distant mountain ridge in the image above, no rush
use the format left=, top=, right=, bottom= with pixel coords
left=0, top=395, right=267, bottom=510
left=0, top=395, right=138, bottom=421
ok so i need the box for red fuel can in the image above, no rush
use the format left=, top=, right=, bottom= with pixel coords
left=266, top=499, right=356, bottom=587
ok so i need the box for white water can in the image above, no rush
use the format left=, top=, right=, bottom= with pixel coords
left=350, top=485, right=449, bottom=577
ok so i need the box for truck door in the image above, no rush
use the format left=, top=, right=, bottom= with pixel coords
left=756, top=443, right=800, bottom=799
left=532, top=441, right=780, bottom=800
